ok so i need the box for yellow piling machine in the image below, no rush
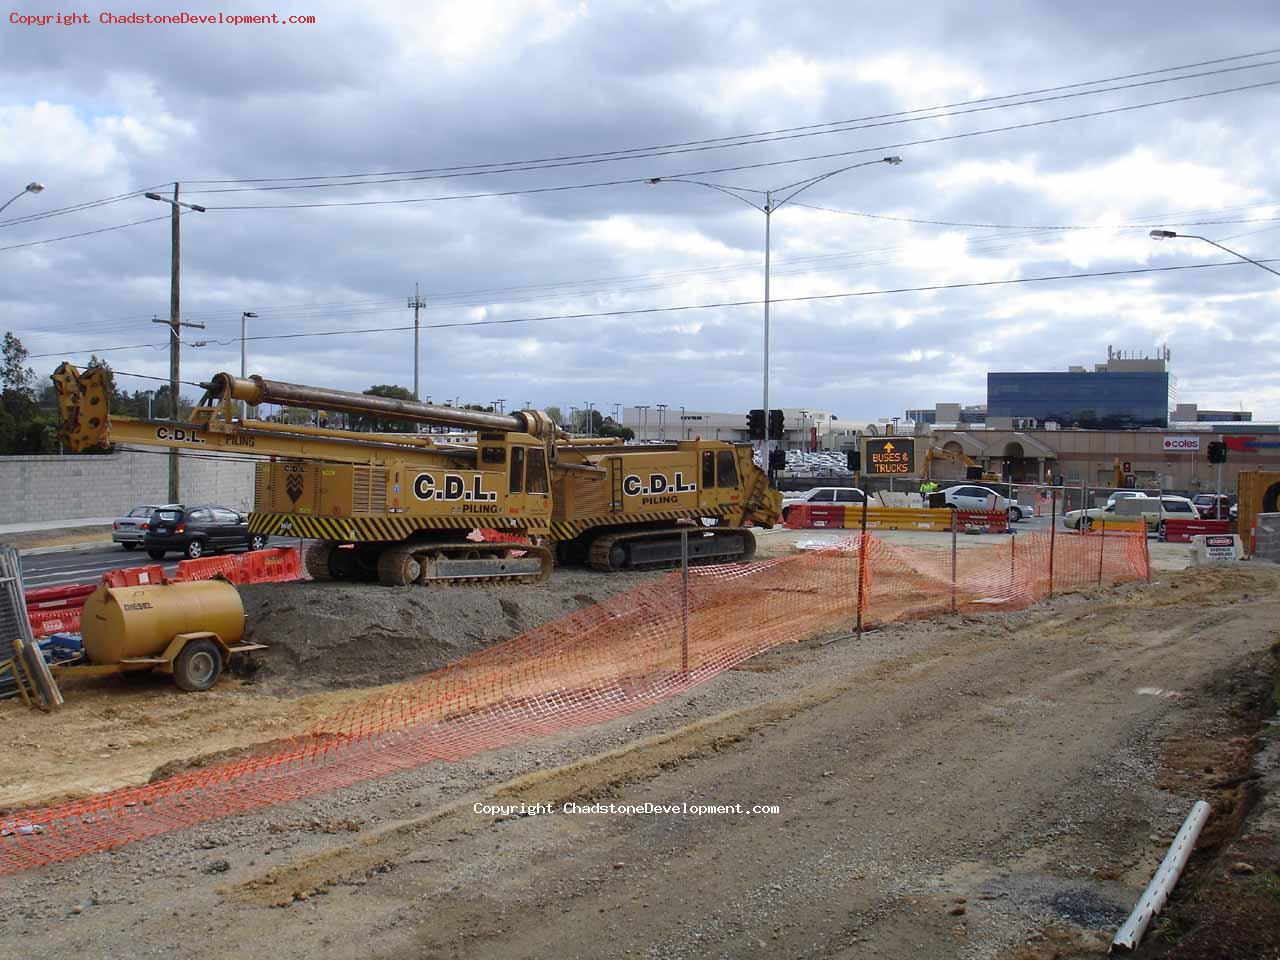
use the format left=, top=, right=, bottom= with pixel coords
left=53, top=364, right=781, bottom=586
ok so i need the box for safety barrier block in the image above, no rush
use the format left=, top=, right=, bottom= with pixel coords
left=173, top=555, right=244, bottom=584
left=242, top=547, right=303, bottom=583
left=27, top=608, right=81, bottom=638
left=23, top=582, right=96, bottom=610
left=955, top=510, right=1010, bottom=534
left=1160, top=518, right=1234, bottom=543
left=101, top=564, right=167, bottom=588
left=477, top=528, right=531, bottom=545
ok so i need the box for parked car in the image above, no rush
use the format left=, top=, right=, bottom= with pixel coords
left=112, top=503, right=178, bottom=550
left=144, top=505, right=267, bottom=560
left=1065, top=495, right=1198, bottom=533
left=939, top=484, right=1022, bottom=522
left=1191, top=493, right=1234, bottom=520
left=780, top=486, right=869, bottom=523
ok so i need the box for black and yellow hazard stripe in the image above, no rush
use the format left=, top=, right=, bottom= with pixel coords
left=549, top=504, right=735, bottom=541
left=249, top=512, right=546, bottom=541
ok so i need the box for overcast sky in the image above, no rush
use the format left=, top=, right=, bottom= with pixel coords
left=2, top=1, right=1279, bottom=422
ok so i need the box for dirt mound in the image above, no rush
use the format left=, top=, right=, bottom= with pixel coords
left=238, top=569, right=662, bottom=691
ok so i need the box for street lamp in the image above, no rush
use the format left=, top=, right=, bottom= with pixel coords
left=647, top=156, right=903, bottom=464
left=0, top=181, right=44, bottom=215
left=1149, top=229, right=1280, bottom=278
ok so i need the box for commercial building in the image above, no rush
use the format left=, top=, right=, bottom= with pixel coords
left=621, top=406, right=836, bottom=449
left=987, top=348, right=1174, bottom=430
left=926, top=425, right=1279, bottom=492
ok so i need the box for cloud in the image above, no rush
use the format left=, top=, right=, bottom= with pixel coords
left=1, top=0, right=1278, bottom=422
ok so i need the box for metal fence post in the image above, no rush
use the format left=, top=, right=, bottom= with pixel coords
left=950, top=508, right=958, bottom=614
left=1049, top=489, right=1057, bottom=598
left=856, top=494, right=869, bottom=637
left=1097, top=519, right=1106, bottom=585
left=680, top=528, right=689, bottom=677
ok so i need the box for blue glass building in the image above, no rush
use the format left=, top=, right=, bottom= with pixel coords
left=987, top=370, right=1170, bottom=429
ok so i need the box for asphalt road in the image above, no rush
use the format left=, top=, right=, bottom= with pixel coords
left=19, top=538, right=312, bottom=590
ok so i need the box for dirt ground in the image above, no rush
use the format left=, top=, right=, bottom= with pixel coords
left=1, top=548, right=1277, bottom=959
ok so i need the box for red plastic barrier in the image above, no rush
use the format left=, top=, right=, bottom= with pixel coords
left=172, top=555, right=244, bottom=584
left=27, top=608, right=81, bottom=637
left=477, top=529, right=531, bottom=545
left=241, top=547, right=302, bottom=583
left=23, top=582, right=96, bottom=610
left=1159, top=518, right=1234, bottom=543
left=785, top=503, right=851, bottom=528
left=101, top=565, right=167, bottom=588
left=955, top=510, right=1010, bottom=533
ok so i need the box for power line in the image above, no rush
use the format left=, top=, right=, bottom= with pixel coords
left=0, top=215, right=171, bottom=253
left=788, top=202, right=1280, bottom=231
left=27, top=256, right=1275, bottom=359
left=181, top=48, right=1280, bottom=190
left=187, top=59, right=1280, bottom=197
left=6, top=49, right=1277, bottom=231
left=205, top=77, right=1280, bottom=211
left=13, top=196, right=1278, bottom=341
left=0, top=185, right=170, bottom=230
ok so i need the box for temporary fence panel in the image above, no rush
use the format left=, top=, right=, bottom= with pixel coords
left=0, top=529, right=1148, bottom=875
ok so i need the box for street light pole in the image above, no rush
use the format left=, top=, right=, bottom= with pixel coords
left=145, top=185, right=207, bottom=503
left=1149, top=230, right=1280, bottom=278
left=648, top=156, right=902, bottom=468
left=240, top=311, right=258, bottom=420
left=0, top=181, right=44, bottom=215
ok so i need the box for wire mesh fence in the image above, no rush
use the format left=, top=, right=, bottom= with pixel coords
left=0, top=527, right=1148, bottom=875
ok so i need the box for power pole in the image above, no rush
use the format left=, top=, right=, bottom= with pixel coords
left=145, top=184, right=205, bottom=503
left=408, top=283, right=426, bottom=400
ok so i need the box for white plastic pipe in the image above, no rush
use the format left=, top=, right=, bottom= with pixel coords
left=1111, top=800, right=1211, bottom=952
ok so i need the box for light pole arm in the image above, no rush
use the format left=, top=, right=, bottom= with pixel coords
left=644, top=177, right=766, bottom=212
left=0, top=191, right=28, bottom=215
left=1179, top=234, right=1280, bottom=279
left=771, top=157, right=902, bottom=211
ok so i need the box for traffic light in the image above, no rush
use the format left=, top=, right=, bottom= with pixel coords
left=747, top=409, right=765, bottom=440
left=845, top=449, right=861, bottom=472
left=1208, top=441, right=1227, bottom=464
left=768, top=448, right=786, bottom=472
left=768, top=408, right=785, bottom=441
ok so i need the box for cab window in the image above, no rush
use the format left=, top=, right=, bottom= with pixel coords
left=481, top=446, right=506, bottom=464
left=509, top=447, right=525, bottom=494
left=716, top=450, right=738, bottom=489
left=526, top=448, right=549, bottom=494
left=702, top=451, right=715, bottom=489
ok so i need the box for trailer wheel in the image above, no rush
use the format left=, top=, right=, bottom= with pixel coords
left=173, top=639, right=223, bottom=692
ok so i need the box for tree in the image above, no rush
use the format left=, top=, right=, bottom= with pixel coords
left=570, top=408, right=604, bottom=435
left=2, top=332, right=35, bottom=397
left=598, top=417, right=634, bottom=441
left=545, top=405, right=563, bottom=425
left=355, top=384, right=416, bottom=433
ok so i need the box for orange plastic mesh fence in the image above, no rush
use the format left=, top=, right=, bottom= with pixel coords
left=0, top=529, right=1147, bottom=874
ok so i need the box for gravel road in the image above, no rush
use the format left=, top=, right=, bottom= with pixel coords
left=2, top=561, right=1276, bottom=959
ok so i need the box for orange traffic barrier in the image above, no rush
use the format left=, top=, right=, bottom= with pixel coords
left=101, top=564, right=167, bottom=588
left=172, top=555, right=243, bottom=584
left=241, top=547, right=303, bottom=583
left=0, top=528, right=1148, bottom=875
